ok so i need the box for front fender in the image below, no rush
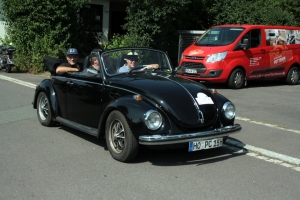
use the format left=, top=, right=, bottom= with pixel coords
left=213, top=93, right=235, bottom=126
left=98, top=96, right=171, bottom=139
left=33, top=79, right=59, bottom=118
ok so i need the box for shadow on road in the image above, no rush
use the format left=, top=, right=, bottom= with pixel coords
left=201, top=79, right=300, bottom=89
left=56, top=125, right=247, bottom=165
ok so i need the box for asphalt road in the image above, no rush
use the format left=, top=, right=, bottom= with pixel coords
left=0, top=71, right=299, bottom=200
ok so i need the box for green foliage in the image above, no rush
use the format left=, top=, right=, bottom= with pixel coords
left=121, top=0, right=215, bottom=66
left=1, top=0, right=97, bottom=73
left=0, top=35, right=12, bottom=46
left=210, top=0, right=298, bottom=26
left=112, top=0, right=300, bottom=66
left=103, top=34, right=133, bottom=49
left=3, top=0, right=300, bottom=72
left=121, top=0, right=186, bottom=65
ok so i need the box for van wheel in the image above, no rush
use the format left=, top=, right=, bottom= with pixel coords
left=286, top=66, right=299, bottom=85
left=227, top=69, right=245, bottom=89
left=105, top=111, right=139, bottom=162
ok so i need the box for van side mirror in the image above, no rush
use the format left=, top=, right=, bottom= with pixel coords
left=240, top=38, right=249, bottom=49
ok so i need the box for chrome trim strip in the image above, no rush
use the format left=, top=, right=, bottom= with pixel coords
left=139, top=124, right=241, bottom=145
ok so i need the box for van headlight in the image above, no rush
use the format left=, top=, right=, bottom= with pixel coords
left=144, top=110, right=162, bottom=130
left=206, top=51, right=228, bottom=63
left=222, top=101, right=235, bottom=120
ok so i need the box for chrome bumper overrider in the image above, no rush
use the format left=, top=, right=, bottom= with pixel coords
left=139, top=124, right=241, bottom=145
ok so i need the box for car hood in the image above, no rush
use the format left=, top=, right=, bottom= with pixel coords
left=110, top=73, right=217, bottom=128
left=183, top=44, right=229, bottom=57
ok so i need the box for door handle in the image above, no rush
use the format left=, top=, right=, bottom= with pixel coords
left=261, top=49, right=266, bottom=53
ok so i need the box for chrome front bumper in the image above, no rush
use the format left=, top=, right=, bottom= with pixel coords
left=139, top=124, right=241, bottom=145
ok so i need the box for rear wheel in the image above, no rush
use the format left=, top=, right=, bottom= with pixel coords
left=285, top=66, right=299, bottom=85
left=5, top=65, right=11, bottom=73
left=227, top=68, right=245, bottom=89
left=105, top=110, right=139, bottom=162
left=37, top=92, right=55, bottom=126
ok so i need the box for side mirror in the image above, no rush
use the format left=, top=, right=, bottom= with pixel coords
left=240, top=38, right=249, bottom=49
left=174, top=66, right=183, bottom=74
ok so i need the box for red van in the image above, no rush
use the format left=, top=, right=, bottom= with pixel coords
left=178, top=24, right=300, bottom=89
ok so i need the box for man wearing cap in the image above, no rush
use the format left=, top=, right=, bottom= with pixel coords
left=56, top=48, right=83, bottom=75
left=118, top=52, right=159, bottom=73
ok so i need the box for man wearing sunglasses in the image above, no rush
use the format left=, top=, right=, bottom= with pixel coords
left=118, top=52, right=159, bottom=73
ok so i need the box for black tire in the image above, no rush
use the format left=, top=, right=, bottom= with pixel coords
left=285, top=66, right=299, bottom=85
left=105, top=110, right=139, bottom=162
left=5, top=65, right=11, bottom=73
left=227, top=68, right=245, bottom=89
left=37, top=92, right=55, bottom=127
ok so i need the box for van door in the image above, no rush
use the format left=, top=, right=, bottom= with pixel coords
left=264, top=29, right=293, bottom=79
left=236, top=29, right=266, bottom=80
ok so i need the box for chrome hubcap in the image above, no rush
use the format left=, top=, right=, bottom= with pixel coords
left=234, top=72, right=243, bottom=85
left=38, top=96, right=49, bottom=121
left=109, top=119, right=125, bottom=153
left=291, top=69, right=299, bottom=83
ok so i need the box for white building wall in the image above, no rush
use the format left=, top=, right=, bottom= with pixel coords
left=0, top=0, right=7, bottom=40
left=0, top=21, right=7, bottom=40
left=90, top=0, right=110, bottom=43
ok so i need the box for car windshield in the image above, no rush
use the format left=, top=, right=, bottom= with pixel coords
left=195, top=27, right=245, bottom=46
left=100, top=48, right=173, bottom=75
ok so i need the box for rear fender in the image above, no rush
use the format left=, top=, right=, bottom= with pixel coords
left=33, top=79, right=59, bottom=118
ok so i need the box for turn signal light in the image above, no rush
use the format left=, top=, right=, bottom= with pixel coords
left=133, top=94, right=143, bottom=101
left=209, top=89, right=218, bottom=94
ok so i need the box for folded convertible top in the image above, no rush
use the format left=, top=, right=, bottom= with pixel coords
left=43, top=56, right=84, bottom=75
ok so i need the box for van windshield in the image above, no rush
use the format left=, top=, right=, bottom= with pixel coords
left=195, top=27, right=245, bottom=46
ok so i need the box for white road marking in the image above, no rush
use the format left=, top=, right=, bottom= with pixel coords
left=1, top=74, right=300, bottom=171
left=0, top=74, right=36, bottom=89
left=225, top=139, right=300, bottom=172
left=236, top=116, right=300, bottom=134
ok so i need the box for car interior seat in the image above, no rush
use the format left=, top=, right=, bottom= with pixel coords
left=43, top=56, right=67, bottom=76
left=117, top=54, right=128, bottom=71
left=82, top=56, right=91, bottom=70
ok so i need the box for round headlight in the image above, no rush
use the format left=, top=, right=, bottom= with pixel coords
left=144, top=110, right=162, bottom=130
left=222, top=102, right=235, bottom=120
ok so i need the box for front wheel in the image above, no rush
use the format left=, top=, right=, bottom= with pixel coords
left=105, top=110, right=139, bottom=162
left=227, top=68, right=245, bottom=89
left=285, top=66, right=299, bottom=85
left=37, top=92, right=55, bottom=126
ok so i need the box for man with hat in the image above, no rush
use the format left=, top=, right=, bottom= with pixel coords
left=56, top=48, right=83, bottom=75
left=118, top=52, right=159, bottom=73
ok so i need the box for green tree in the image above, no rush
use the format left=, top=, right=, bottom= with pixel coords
left=122, top=0, right=213, bottom=66
left=210, top=0, right=298, bottom=26
left=1, top=0, right=97, bottom=73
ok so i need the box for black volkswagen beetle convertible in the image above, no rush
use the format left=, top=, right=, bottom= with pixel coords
left=33, top=47, right=241, bottom=162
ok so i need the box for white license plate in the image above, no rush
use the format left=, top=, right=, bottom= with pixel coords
left=185, top=68, right=197, bottom=74
left=188, top=138, right=223, bottom=152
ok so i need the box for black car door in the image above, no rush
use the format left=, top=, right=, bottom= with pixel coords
left=66, top=72, right=103, bottom=128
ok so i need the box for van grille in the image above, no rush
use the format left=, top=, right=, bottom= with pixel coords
left=181, top=62, right=206, bottom=73
left=185, top=56, right=205, bottom=60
